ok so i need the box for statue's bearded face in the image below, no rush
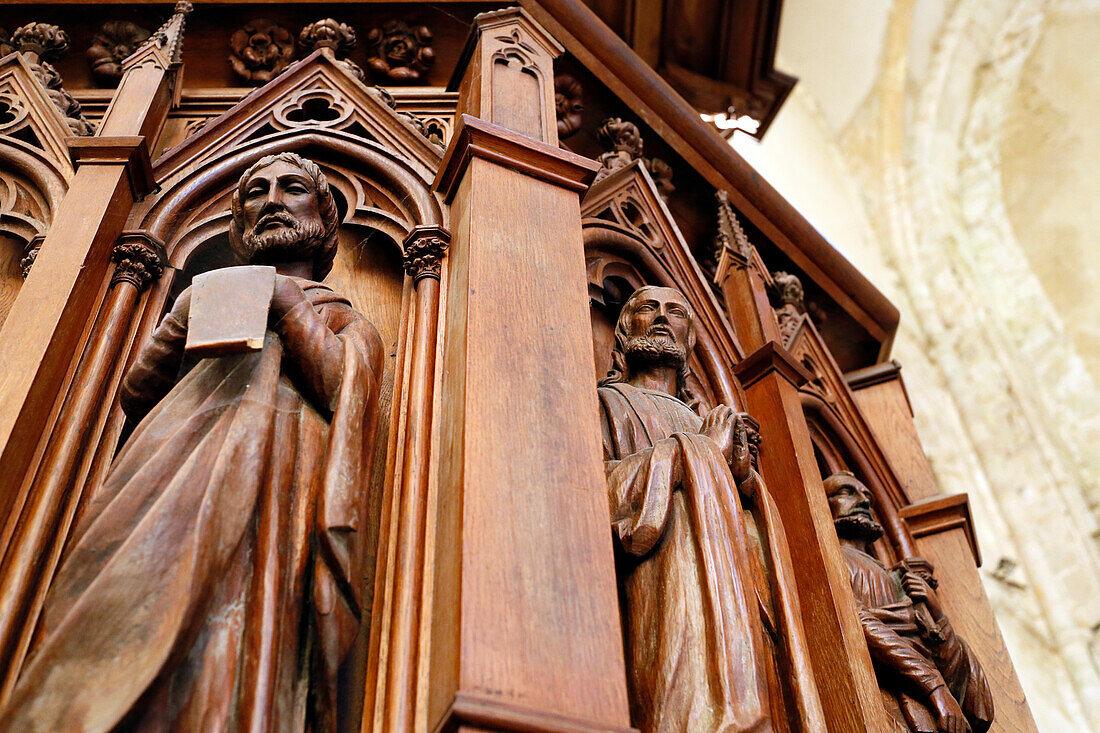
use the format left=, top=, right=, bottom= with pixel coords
left=237, top=160, right=327, bottom=265
left=827, top=477, right=885, bottom=543
left=621, top=288, right=695, bottom=370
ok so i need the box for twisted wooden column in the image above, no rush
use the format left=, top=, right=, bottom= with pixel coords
left=365, top=225, right=449, bottom=733
left=0, top=232, right=165, bottom=701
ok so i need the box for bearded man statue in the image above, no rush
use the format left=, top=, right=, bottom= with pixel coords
left=597, top=285, right=824, bottom=732
left=825, top=471, right=993, bottom=733
left=0, top=153, right=384, bottom=732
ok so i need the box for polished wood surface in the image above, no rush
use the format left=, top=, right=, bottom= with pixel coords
left=0, top=2, right=1035, bottom=731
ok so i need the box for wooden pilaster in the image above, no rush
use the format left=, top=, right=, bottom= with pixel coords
left=427, top=9, right=631, bottom=733
left=717, top=195, right=889, bottom=732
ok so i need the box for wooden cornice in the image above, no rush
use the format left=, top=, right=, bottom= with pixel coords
left=899, top=493, right=982, bottom=567
left=67, top=135, right=155, bottom=199
left=523, top=0, right=901, bottom=356
left=733, top=340, right=813, bottom=389
left=434, top=114, right=599, bottom=202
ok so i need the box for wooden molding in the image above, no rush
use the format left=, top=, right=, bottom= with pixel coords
left=433, top=692, right=637, bottom=733
left=899, top=493, right=982, bottom=567
left=448, top=6, right=566, bottom=91
left=734, top=340, right=813, bottom=389
left=844, top=359, right=902, bottom=391
left=66, top=135, right=154, bottom=199
left=433, top=114, right=599, bottom=202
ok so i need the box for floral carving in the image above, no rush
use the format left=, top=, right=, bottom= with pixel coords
left=770, top=271, right=807, bottom=344
left=403, top=234, right=449, bottom=282
left=554, top=74, right=583, bottom=139
left=229, top=19, right=293, bottom=85
left=365, top=19, right=434, bottom=83
left=87, top=21, right=151, bottom=86
left=111, top=236, right=165, bottom=290
left=20, top=234, right=44, bottom=279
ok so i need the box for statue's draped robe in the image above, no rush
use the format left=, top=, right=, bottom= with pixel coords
left=598, top=382, right=823, bottom=733
left=1, top=279, right=383, bottom=733
left=841, top=546, right=994, bottom=733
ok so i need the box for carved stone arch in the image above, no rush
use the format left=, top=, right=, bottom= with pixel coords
left=801, top=392, right=916, bottom=565
left=584, top=218, right=740, bottom=409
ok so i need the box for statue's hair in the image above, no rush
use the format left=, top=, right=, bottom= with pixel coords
left=822, top=470, right=863, bottom=496
left=229, top=152, right=340, bottom=280
left=598, top=285, right=700, bottom=411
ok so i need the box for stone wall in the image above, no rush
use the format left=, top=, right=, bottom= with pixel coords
left=733, top=0, right=1100, bottom=727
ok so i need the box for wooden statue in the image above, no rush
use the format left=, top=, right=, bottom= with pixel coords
left=598, top=285, right=823, bottom=732
left=0, top=153, right=384, bottom=732
left=824, top=471, right=994, bottom=733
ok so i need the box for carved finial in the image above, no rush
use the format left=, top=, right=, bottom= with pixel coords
left=299, top=19, right=365, bottom=81
left=229, top=19, right=293, bottom=84
left=137, top=0, right=192, bottom=68
left=715, top=190, right=752, bottom=265
left=402, top=227, right=450, bottom=283
left=87, top=21, right=151, bottom=86
left=11, top=23, right=70, bottom=63
left=365, top=19, right=434, bottom=83
left=554, top=74, right=583, bottom=139
left=593, top=117, right=674, bottom=199
left=299, top=19, right=356, bottom=56
left=111, top=233, right=166, bottom=291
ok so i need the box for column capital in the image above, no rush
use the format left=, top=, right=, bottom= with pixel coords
left=433, top=114, right=598, bottom=203
left=402, top=225, right=451, bottom=283
left=111, top=231, right=166, bottom=291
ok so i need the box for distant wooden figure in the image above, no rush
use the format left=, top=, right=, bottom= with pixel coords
left=598, top=285, right=823, bottom=732
left=825, top=471, right=994, bottom=733
left=0, top=153, right=384, bottom=732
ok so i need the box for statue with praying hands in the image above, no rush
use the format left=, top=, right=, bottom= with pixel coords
left=597, top=285, right=824, bottom=733
left=1, top=152, right=384, bottom=732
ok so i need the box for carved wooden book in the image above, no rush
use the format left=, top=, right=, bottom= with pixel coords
left=185, top=265, right=276, bottom=357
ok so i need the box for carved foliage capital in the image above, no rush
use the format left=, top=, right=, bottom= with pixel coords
left=402, top=226, right=450, bottom=282
left=299, top=19, right=356, bottom=57
left=111, top=232, right=166, bottom=291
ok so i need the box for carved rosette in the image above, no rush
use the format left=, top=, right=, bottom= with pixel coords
left=229, top=19, right=293, bottom=85
left=111, top=233, right=166, bottom=290
left=402, top=228, right=450, bottom=283
left=87, top=21, right=151, bottom=86
left=365, top=19, right=434, bottom=83
left=554, top=74, right=583, bottom=139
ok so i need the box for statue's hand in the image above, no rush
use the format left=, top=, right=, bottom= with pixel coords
left=902, top=569, right=944, bottom=617
left=700, top=405, right=736, bottom=464
left=729, top=414, right=752, bottom=484
left=269, top=274, right=309, bottom=326
left=930, top=686, right=971, bottom=733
